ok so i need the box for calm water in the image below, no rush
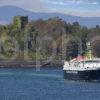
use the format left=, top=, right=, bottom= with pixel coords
left=0, top=67, right=100, bottom=100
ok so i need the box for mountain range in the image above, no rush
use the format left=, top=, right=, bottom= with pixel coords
left=0, top=6, right=100, bottom=27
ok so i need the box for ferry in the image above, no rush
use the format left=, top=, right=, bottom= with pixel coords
left=63, top=58, right=100, bottom=81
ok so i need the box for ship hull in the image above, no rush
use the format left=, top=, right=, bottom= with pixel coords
left=63, top=69, right=100, bottom=81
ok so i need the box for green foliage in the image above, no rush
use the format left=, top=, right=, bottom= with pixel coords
left=0, top=17, right=100, bottom=59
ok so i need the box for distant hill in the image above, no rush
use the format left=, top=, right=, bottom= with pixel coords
left=0, top=5, right=100, bottom=27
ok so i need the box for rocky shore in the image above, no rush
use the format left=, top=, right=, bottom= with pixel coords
left=0, top=60, right=63, bottom=68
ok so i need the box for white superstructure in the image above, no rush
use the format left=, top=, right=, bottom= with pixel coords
left=63, top=58, right=100, bottom=71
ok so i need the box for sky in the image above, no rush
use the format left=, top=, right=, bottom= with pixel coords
left=0, top=0, right=100, bottom=17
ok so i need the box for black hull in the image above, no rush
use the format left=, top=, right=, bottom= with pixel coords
left=63, top=69, right=100, bottom=81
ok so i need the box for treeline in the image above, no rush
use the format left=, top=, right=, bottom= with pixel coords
left=0, top=17, right=100, bottom=60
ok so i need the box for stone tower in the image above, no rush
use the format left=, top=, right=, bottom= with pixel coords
left=13, top=16, right=28, bottom=29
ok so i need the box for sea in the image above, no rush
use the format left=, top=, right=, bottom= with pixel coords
left=0, top=67, right=100, bottom=100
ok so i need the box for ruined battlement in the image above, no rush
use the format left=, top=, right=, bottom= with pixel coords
left=13, top=16, right=28, bottom=29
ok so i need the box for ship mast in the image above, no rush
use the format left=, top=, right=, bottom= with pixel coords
left=86, top=42, right=92, bottom=60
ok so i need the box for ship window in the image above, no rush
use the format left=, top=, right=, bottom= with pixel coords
left=81, top=60, right=100, bottom=63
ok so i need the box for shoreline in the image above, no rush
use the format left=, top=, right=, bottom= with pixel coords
left=0, top=60, right=63, bottom=68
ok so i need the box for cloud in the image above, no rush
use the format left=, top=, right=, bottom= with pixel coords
left=75, top=0, right=99, bottom=5
left=47, top=0, right=99, bottom=5
left=46, top=0, right=65, bottom=5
